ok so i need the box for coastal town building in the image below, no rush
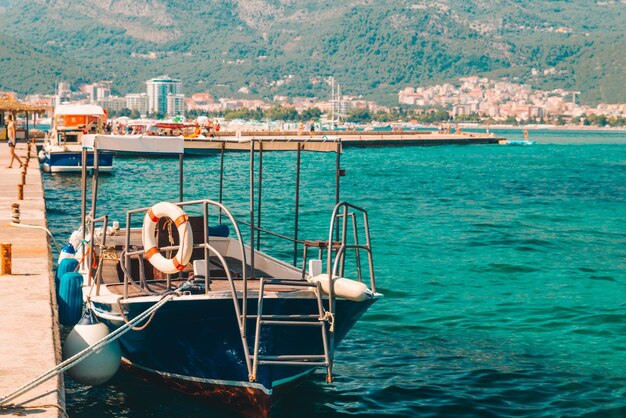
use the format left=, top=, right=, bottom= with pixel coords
left=399, top=77, right=625, bottom=121
left=82, top=82, right=111, bottom=103
left=166, top=93, right=186, bottom=116
left=186, top=93, right=217, bottom=112
left=146, top=76, right=183, bottom=116
left=8, top=74, right=625, bottom=125
left=97, top=96, right=126, bottom=113
left=125, top=93, right=149, bottom=115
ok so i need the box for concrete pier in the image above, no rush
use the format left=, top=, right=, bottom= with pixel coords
left=0, top=142, right=64, bottom=417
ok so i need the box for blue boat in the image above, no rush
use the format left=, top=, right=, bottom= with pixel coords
left=41, top=104, right=114, bottom=173
left=68, top=135, right=380, bottom=416
left=43, top=150, right=113, bottom=173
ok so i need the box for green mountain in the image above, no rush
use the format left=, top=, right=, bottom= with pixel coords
left=0, top=0, right=624, bottom=105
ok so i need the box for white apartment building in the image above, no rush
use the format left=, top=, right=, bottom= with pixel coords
left=125, top=93, right=149, bottom=115
left=82, top=82, right=111, bottom=103
left=146, top=76, right=183, bottom=115
left=97, top=96, right=127, bottom=113
left=166, top=93, right=186, bottom=116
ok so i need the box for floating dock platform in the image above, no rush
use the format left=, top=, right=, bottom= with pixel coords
left=0, top=142, right=64, bottom=417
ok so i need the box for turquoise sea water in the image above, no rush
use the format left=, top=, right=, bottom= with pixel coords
left=43, top=130, right=626, bottom=417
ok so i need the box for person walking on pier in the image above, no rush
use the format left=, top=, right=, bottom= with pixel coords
left=6, top=114, right=23, bottom=168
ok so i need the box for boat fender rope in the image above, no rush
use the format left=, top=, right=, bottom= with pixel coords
left=321, top=311, right=335, bottom=333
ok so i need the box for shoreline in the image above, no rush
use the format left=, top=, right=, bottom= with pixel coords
left=445, top=124, right=626, bottom=132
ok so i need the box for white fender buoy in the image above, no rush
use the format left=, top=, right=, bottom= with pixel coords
left=58, top=243, right=76, bottom=263
left=308, top=274, right=373, bottom=302
left=63, top=310, right=121, bottom=386
left=38, top=150, right=46, bottom=163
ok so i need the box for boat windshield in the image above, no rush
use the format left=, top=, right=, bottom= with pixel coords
left=57, top=130, right=82, bottom=144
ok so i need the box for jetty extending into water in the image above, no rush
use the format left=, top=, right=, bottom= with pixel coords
left=0, top=142, right=64, bottom=417
left=235, top=130, right=502, bottom=146
left=32, top=128, right=502, bottom=156
left=183, top=130, right=503, bottom=155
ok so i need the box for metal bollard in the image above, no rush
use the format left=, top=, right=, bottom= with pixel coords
left=17, top=184, right=24, bottom=200
left=11, top=203, right=20, bottom=224
left=0, top=243, right=11, bottom=275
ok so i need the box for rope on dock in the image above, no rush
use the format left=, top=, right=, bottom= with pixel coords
left=10, top=221, right=61, bottom=253
left=0, top=293, right=177, bottom=407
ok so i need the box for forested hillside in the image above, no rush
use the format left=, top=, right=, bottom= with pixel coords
left=0, top=0, right=624, bottom=104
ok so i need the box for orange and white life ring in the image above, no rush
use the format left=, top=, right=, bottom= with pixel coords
left=142, top=202, right=194, bottom=274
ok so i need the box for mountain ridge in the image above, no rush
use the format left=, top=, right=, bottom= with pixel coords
left=0, top=0, right=624, bottom=105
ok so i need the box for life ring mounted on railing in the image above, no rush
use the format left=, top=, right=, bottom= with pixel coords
left=141, top=202, right=194, bottom=274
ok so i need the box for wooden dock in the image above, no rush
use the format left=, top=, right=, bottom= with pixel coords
left=0, top=142, right=64, bottom=417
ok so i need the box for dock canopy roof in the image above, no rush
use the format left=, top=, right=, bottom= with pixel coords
left=0, top=95, right=47, bottom=113
left=54, top=104, right=106, bottom=116
left=82, top=134, right=185, bottom=155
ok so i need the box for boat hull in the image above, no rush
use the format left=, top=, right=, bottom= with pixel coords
left=92, top=294, right=375, bottom=415
left=43, top=151, right=113, bottom=173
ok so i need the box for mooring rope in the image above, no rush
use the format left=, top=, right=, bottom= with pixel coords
left=0, top=293, right=177, bottom=407
left=116, top=291, right=175, bottom=332
left=10, top=222, right=61, bottom=253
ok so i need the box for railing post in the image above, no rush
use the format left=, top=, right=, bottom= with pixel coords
left=218, top=142, right=225, bottom=224
left=257, top=142, right=263, bottom=251
left=124, top=211, right=131, bottom=300
left=293, top=143, right=302, bottom=266
left=179, top=153, right=184, bottom=202
left=340, top=205, right=349, bottom=277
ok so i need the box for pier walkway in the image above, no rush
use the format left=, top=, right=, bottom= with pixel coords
left=0, top=142, right=64, bottom=417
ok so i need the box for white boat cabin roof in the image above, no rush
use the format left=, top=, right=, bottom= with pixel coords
left=82, top=134, right=185, bottom=154
left=54, top=104, right=106, bottom=117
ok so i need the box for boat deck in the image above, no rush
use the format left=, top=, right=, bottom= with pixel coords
left=103, top=277, right=305, bottom=297
left=99, top=255, right=308, bottom=297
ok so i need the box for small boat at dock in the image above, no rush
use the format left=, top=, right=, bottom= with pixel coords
left=60, top=134, right=380, bottom=416
left=41, top=104, right=113, bottom=173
